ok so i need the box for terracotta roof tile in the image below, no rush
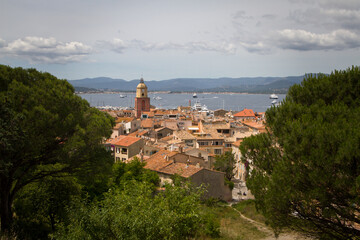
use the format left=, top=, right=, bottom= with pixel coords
left=128, top=129, right=149, bottom=137
left=141, top=119, right=154, bottom=128
left=106, top=135, right=126, bottom=144
left=144, top=150, right=173, bottom=171
left=234, top=108, right=255, bottom=118
left=232, top=139, right=243, bottom=147
left=116, top=117, right=134, bottom=123
left=160, top=162, right=203, bottom=178
left=112, top=136, right=142, bottom=147
left=174, top=130, right=196, bottom=140
left=242, top=121, right=266, bottom=130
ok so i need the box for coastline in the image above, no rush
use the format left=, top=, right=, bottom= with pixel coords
left=76, top=91, right=277, bottom=95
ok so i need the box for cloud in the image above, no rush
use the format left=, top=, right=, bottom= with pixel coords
left=233, top=10, right=253, bottom=20
left=239, top=41, right=271, bottom=54
left=319, top=0, right=360, bottom=10
left=289, top=2, right=360, bottom=31
left=0, top=38, right=6, bottom=48
left=0, top=37, right=92, bottom=64
left=261, top=14, right=277, bottom=20
left=275, top=29, right=360, bottom=51
left=102, top=39, right=237, bottom=55
left=97, top=38, right=127, bottom=53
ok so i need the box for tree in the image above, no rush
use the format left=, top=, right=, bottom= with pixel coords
left=213, top=150, right=236, bottom=181
left=53, top=181, right=204, bottom=240
left=111, top=158, right=160, bottom=189
left=240, top=66, right=360, bottom=239
left=13, top=175, right=81, bottom=239
left=0, top=65, right=114, bottom=234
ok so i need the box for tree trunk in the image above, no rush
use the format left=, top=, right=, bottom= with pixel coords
left=0, top=181, right=13, bottom=235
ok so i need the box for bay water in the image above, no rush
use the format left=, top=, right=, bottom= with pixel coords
left=78, top=93, right=286, bottom=113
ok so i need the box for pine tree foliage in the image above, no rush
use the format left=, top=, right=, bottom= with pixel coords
left=0, top=65, right=114, bottom=234
left=240, top=66, right=360, bottom=239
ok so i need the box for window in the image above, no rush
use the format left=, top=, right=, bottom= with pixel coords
left=122, top=158, right=126, bottom=161
left=116, top=147, right=120, bottom=154
left=116, top=157, right=120, bottom=162
left=215, top=149, right=222, bottom=155
left=223, top=129, right=230, bottom=134
left=121, top=148, right=127, bottom=154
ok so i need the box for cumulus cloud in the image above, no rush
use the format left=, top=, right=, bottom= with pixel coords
left=275, top=29, right=360, bottom=51
left=0, top=37, right=92, bottom=64
left=102, top=38, right=236, bottom=55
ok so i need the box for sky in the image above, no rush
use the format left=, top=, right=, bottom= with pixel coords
left=1, top=0, right=360, bottom=81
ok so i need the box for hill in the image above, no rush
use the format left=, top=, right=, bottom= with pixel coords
left=69, top=76, right=305, bottom=93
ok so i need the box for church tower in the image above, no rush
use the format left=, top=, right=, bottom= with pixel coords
left=134, top=78, right=150, bottom=118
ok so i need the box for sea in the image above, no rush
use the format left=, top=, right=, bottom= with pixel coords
left=78, top=92, right=286, bottom=113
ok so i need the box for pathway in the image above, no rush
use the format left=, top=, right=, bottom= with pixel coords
left=229, top=203, right=313, bottom=240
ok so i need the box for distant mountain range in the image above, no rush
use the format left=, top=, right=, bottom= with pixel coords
left=69, top=76, right=306, bottom=93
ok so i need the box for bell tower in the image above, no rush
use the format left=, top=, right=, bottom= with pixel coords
left=134, top=78, right=150, bottom=118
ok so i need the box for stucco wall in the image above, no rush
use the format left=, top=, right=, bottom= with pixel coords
left=190, top=169, right=232, bottom=201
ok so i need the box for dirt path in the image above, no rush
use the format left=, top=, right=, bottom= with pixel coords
left=230, top=204, right=313, bottom=240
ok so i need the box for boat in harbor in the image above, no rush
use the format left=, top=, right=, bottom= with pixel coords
left=270, top=93, right=278, bottom=99
left=119, top=94, right=127, bottom=98
left=153, top=96, right=162, bottom=100
left=192, top=101, right=202, bottom=111
left=193, top=93, right=198, bottom=98
left=271, top=100, right=277, bottom=105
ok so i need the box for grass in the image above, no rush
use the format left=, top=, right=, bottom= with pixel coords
left=199, top=201, right=269, bottom=240
left=232, top=200, right=267, bottom=224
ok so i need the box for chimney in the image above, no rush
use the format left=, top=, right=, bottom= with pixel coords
left=140, top=148, right=144, bottom=163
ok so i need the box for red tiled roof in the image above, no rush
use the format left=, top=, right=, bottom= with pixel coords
left=144, top=150, right=202, bottom=178
left=116, top=117, right=134, bottom=123
left=144, top=150, right=173, bottom=171
left=112, top=136, right=142, bottom=147
left=141, top=119, right=154, bottom=128
left=160, top=162, right=203, bottom=178
left=232, top=139, right=243, bottom=147
left=234, top=108, right=255, bottom=117
left=106, top=135, right=125, bottom=144
left=128, top=129, right=149, bottom=137
left=142, top=111, right=155, bottom=117
left=242, top=121, right=266, bottom=130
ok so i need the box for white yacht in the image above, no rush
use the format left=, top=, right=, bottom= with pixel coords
left=119, top=94, right=126, bottom=98
left=193, top=93, right=198, bottom=98
left=270, top=93, right=278, bottom=99
left=192, top=101, right=202, bottom=111
left=271, top=100, right=277, bottom=105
